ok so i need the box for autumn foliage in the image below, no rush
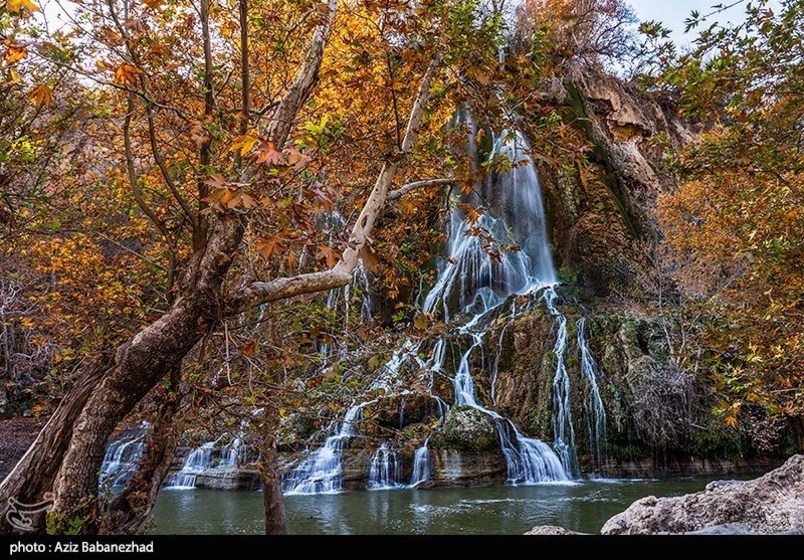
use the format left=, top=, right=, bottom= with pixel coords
left=648, top=0, right=803, bottom=424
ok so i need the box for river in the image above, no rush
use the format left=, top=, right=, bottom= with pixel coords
left=151, top=478, right=712, bottom=534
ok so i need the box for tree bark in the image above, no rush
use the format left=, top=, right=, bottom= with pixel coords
left=259, top=394, right=287, bottom=535
left=101, top=366, right=182, bottom=535
left=0, top=355, right=111, bottom=534
left=48, top=215, right=243, bottom=533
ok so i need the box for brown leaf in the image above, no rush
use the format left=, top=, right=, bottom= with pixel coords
left=29, top=84, right=53, bottom=108
left=239, top=340, right=256, bottom=357
left=358, top=243, right=379, bottom=272
left=317, top=244, right=341, bottom=269
left=254, top=140, right=283, bottom=165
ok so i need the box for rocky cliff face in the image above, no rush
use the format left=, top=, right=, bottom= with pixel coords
left=482, top=299, right=789, bottom=476
left=534, top=63, right=693, bottom=298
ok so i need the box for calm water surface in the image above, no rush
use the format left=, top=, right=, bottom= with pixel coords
left=151, top=478, right=714, bottom=535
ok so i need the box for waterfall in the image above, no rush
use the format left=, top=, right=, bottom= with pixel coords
left=286, top=125, right=601, bottom=494
left=367, top=442, right=404, bottom=490
left=284, top=339, right=432, bottom=495
left=165, top=441, right=216, bottom=489
left=345, top=264, right=373, bottom=324
left=409, top=438, right=431, bottom=487
left=577, top=318, right=607, bottom=467
left=220, top=436, right=247, bottom=467
left=495, top=419, right=568, bottom=483
left=100, top=424, right=148, bottom=488
left=420, top=127, right=570, bottom=483
left=543, top=287, right=579, bottom=476
left=283, top=402, right=367, bottom=495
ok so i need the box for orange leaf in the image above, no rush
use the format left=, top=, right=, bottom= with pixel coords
left=3, top=41, right=28, bottom=63
left=8, top=0, right=40, bottom=13
left=114, top=64, right=143, bottom=84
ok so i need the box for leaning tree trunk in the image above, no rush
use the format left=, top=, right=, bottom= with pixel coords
left=47, top=216, right=243, bottom=534
left=0, top=355, right=111, bottom=534
left=101, top=365, right=183, bottom=534
left=259, top=392, right=287, bottom=535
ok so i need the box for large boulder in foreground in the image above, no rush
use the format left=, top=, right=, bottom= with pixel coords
left=601, top=455, right=804, bottom=535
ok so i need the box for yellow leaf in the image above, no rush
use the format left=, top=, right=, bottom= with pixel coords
left=230, top=134, right=258, bottom=156
left=8, top=0, right=40, bottom=13
left=29, top=84, right=53, bottom=108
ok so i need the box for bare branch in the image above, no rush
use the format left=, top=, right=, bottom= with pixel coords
left=388, top=178, right=455, bottom=200
left=236, top=0, right=251, bottom=166
left=145, top=104, right=198, bottom=227
left=266, top=0, right=338, bottom=147
left=195, top=0, right=217, bottom=250
left=122, top=93, right=177, bottom=290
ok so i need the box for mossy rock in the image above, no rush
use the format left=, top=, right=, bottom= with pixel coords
left=430, top=405, right=499, bottom=452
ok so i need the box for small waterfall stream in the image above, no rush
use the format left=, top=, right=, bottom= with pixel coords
left=165, top=442, right=216, bottom=489
left=367, top=442, right=404, bottom=490
left=409, top=438, right=431, bottom=487
left=100, top=423, right=148, bottom=488
left=577, top=318, right=607, bottom=468
left=544, top=287, right=579, bottom=476
left=283, top=403, right=368, bottom=495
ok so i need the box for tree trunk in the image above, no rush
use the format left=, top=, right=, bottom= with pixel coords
left=0, top=215, right=244, bottom=535
left=0, top=355, right=111, bottom=534
left=259, top=397, right=287, bottom=535
left=102, top=366, right=183, bottom=534
left=51, top=218, right=242, bottom=533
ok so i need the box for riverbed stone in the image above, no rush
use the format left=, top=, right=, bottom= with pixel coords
left=525, top=525, right=584, bottom=535
left=601, top=455, right=804, bottom=535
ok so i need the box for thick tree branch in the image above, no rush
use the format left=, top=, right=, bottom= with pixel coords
left=232, top=56, right=442, bottom=310
left=387, top=178, right=455, bottom=200
left=265, top=0, right=338, bottom=146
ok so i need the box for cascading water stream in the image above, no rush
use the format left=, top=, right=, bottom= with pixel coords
left=283, top=402, right=368, bottom=495
left=285, top=124, right=606, bottom=494
left=283, top=339, right=445, bottom=494
left=165, top=441, right=216, bottom=489
left=577, top=318, right=607, bottom=468
left=420, top=127, right=570, bottom=483
left=367, top=442, right=404, bottom=490
left=409, top=437, right=431, bottom=487
left=543, top=287, right=579, bottom=476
